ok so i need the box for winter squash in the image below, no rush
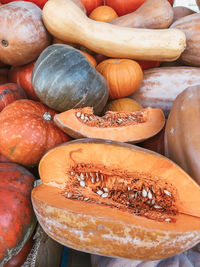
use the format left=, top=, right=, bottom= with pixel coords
left=32, top=44, right=109, bottom=114
left=0, top=1, right=51, bottom=66
left=130, top=66, right=200, bottom=117
left=32, top=138, right=200, bottom=260
left=91, top=242, right=200, bottom=266
left=0, top=83, right=26, bottom=111
left=0, top=163, right=36, bottom=266
left=0, top=0, right=48, bottom=9
left=89, top=6, right=118, bottom=22
left=42, top=0, right=186, bottom=62
left=165, top=85, right=200, bottom=185
left=170, top=13, right=200, bottom=67
left=0, top=99, right=70, bottom=166
left=9, top=62, right=39, bottom=101
left=109, top=0, right=174, bottom=29
left=103, top=98, right=143, bottom=113
left=80, top=0, right=103, bottom=15
left=54, top=107, right=165, bottom=143
left=173, top=6, right=195, bottom=22
left=80, top=51, right=97, bottom=67
left=96, top=59, right=143, bottom=99
left=4, top=236, right=34, bottom=267
left=104, top=0, right=174, bottom=16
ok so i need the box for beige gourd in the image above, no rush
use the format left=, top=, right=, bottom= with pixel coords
left=109, top=0, right=174, bottom=29
left=42, top=0, right=186, bottom=62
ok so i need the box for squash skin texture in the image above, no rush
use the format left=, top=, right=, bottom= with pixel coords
left=54, top=107, right=165, bottom=143
left=165, top=85, right=200, bottom=186
left=130, top=67, right=200, bottom=117
left=32, top=44, right=109, bottom=114
left=42, top=0, right=186, bottom=62
left=32, top=139, right=200, bottom=261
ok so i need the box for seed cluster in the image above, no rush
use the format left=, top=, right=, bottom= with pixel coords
left=75, top=108, right=146, bottom=128
left=62, top=164, right=178, bottom=223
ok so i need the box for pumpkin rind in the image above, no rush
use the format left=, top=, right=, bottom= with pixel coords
left=164, top=85, right=200, bottom=185
left=32, top=44, right=109, bottom=114
left=0, top=1, right=51, bottom=66
left=54, top=107, right=165, bottom=143
left=32, top=138, right=200, bottom=260
left=130, top=66, right=200, bottom=117
left=170, top=13, right=200, bottom=67
left=0, top=99, right=70, bottom=166
left=0, top=83, right=26, bottom=111
left=0, top=163, right=36, bottom=266
left=91, top=242, right=200, bottom=266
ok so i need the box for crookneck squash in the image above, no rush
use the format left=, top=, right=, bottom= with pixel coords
left=54, top=107, right=165, bottom=143
left=165, top=85, right=200, bottom=186
left=0, top=99, right=70, bottom=166
left=0, top=163, right=36, bottom=266
left=32, top=44, right=109, bottom=114
left=32, top=138, right=200, bottom=261
left=42, top=0, right=186, bottom=62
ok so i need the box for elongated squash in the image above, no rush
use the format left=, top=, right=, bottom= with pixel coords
left=42, top=0, right=186, bottom=62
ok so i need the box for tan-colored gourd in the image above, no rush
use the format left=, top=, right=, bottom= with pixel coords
left=42, top=0, right=186, bottom=62
left=110, top=0, right=174, bottom=29
left=173, top=6, right=195, bottom=22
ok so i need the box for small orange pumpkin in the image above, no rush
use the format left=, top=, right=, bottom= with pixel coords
left=89, top=5, right=118, bottom=22
left=104, top=97, right=143, bottom=113
left=96, top=58, right=143, bottom=99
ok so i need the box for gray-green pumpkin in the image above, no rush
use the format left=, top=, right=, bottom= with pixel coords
left=32, top=44, right=109, bottom=114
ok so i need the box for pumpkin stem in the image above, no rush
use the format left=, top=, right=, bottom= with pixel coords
left=43, top=112, right=52, bottom=121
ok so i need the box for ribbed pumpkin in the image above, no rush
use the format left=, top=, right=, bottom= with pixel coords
left=91, top=242, right=200, bottom=266
left=0, top=99, right=70, bottom=166
left=9, top=61, right=39, bottom=101
left=96, top=58, right=143, bottom=99
left=165, top=85, right=200, bottom=185
left=32, top=44, right=109, bottom=114
left=0, top=163, right=36, bottom=266
left=0, top=83, right=26, bottom=111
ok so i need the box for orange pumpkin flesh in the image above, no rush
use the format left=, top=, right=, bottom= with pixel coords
left=54, top=107, right=165, bottom=143
left=32, top=139, right=200, bottom=260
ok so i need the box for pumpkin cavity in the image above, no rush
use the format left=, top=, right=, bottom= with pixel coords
left=54, top=106, right=165, bottom=143
left=62, top=164, right=177, bottom=223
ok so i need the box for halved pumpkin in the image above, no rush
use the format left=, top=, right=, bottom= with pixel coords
left=32, top=139, right=200, bottom=261
left=54, top=107, right=165, bottom=143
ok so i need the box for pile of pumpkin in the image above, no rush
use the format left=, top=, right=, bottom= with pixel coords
left=0, top=0, right=200, bottom=266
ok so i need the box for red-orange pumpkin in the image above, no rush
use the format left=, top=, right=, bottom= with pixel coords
left=9, top=62, right=39, bottom=101
left=0, top=83, right=26, bottom=111
left=80, top=0, right=103, bottom=15
left=96, top=58, right=143, bottom=99
left=0, top=99, right=70, bottom=166
left=0, top=163, right=36, bottom=266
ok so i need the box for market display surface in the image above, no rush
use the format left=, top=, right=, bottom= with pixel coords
left=0, top=0, right=200, bottom=266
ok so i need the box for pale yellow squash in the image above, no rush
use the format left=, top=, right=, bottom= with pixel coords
left=42, top=0, right=186, bottom=62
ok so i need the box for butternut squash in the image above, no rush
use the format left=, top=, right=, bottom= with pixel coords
left=109, top=0, right=174, bottom=29
left=42, top=0, right=186, bottom=62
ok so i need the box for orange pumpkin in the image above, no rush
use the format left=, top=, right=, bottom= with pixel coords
left=96, top=58, right=143, bottom=99
left=0, top=99, right=70, bottom=166
left=80, top=51, right=97, bottom=67
left=104, top=98, right=143, bottom=113
left=89, top=5, right=118, bottom=22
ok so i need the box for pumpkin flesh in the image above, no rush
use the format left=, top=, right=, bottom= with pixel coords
left=54, top=107, right=165, bottom=143
left=32, top=139, right=200, bottom=260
